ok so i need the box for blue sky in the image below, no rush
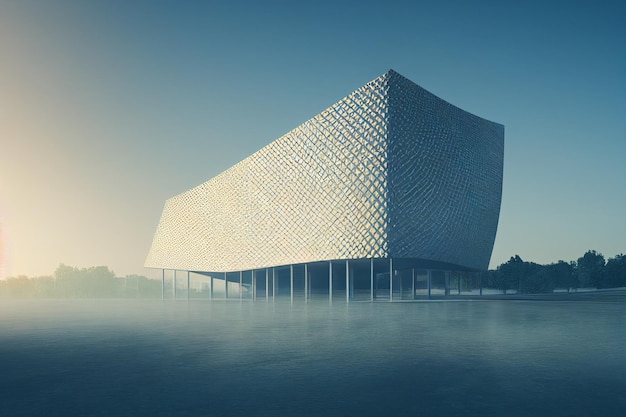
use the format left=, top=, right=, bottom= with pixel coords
left=1, top=0, right=624, bottom=278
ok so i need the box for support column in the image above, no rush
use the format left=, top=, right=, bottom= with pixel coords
left=187, top=271, right=190, bottom=301
left=161, top=269, right=165, bottom=300
left=329, top=261, right=333, bottom=303
left=224, top=272, right=228, bottom=299
left=239, top=271, right=243, bottom=300
left=290, top=265, right=294, bottom=303
left=252, top=270, right=256, bottom=301
left=412, top=268, right=415, bottom=300
left=173, top=270, right=176, bottom=300
left=479, top=272, right=483, bottom=296
left=389, top=258, right=393, bottom=302
left=350, top=267, right=354, bottom=301
left=272, top=268, right=276, bottom=301
left=266, top=269, right=269, bottom=302
left=399, top=267, right=403, bottom=299
left=427, top=269, right=431, bottom=299
left=345, top=260, right=350, bottom=303
left=210, top=276, right=214, bottom=300
left=304, top=264, right=308, bottom=302
left=308, top=266, right=312, bottom=300
left=370, top=258, right=374, bottom=301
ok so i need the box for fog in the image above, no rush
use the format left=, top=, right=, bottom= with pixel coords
left=1, top=299, right=624, bottom=416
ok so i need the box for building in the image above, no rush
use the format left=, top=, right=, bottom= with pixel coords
left=145, top=70, right=504, bottom=301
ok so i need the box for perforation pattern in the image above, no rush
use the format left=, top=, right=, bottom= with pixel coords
left=146, top=73, right=391, bottom=272
left=386, top=72, right=504, bottom=270
left=145, top=70, right=504, bottom=273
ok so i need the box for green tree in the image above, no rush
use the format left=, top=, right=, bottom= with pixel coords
left=577, top=250, right=606, bottom=289
left=125, top=275, right=162, bottom=298
left=547, top=260, right=576, bottom=291
left=497, top=255, right=525, bottom=294
left=1, top=266, right=161, bottom=299
left=522, top=263, right=554, bottom=294
left=0, top=275, right=34, bottom=297
left=604, top=254, right=626, bottom=288
left=83, top=266, right=118, bottom=297
left=54, top=264, right=118, bottom=297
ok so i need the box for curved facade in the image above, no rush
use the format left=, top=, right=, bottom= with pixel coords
left=145, top=70, right=503, bottom=275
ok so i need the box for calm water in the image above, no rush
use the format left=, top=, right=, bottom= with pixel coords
left=1, top=298, right=624, bottom=417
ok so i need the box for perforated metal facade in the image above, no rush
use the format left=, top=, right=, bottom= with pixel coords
left=145, top=70, right=503, bottom=273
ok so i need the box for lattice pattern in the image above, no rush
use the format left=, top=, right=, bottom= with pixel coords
left=145, top=70, right=504, bottom=272
left=146, top=73, right=391, bottom=272
left=386, top=72, right=504, bottom=270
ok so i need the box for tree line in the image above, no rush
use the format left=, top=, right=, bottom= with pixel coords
left=0, top=264, right=161, bottom=298
left=486, top=250, right=626, bottom=294
left=1, top=250, right=624, bottom=298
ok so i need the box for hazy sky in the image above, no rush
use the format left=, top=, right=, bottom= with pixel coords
left=1, top=0, right=624, bottom=279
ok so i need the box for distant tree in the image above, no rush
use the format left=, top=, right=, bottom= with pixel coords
left=569, top=261, right=579, bottom=291
left=54, top=264, right=80, bottom=296
left=521, top=262, right=554, bottom=294
left=0, top=275, right=34, bottom=297
left=84, top=266, right=118, bottom=297
left=54, top=264, right=118, bottom=297
left=0, top=275, right=55, bottom=297
left=32, top=276, right=55, bottom=297
left=604, top=254, right=626, bottom=288
left=577, top=250, right=606, bottom=289
left=547, top=260, right=576, bottom=292
left=1, top=266, right=162, bottom=299
left=496, top=255, right=525, bottom=294
left=120, top=274, right=161, bottom=298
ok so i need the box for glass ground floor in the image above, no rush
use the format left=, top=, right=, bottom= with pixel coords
left=159, top=258, right=485, bottom=302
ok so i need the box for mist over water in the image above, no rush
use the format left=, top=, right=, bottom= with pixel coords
left=1, top=299, right=624, bottom=417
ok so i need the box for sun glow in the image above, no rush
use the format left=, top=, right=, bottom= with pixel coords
left=0, top=212, right=5, bottom=280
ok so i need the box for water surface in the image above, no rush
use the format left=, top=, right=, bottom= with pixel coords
left=1, top=299, right=624, bottom=416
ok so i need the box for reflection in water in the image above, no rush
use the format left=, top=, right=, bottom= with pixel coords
left=1, top=299, right=624, bottom=416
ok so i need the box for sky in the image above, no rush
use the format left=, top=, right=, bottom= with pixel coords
left=0, top=0, right=624, bottom=279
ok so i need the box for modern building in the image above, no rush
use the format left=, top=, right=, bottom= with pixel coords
left=145, top=69, right=504, bottom=301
